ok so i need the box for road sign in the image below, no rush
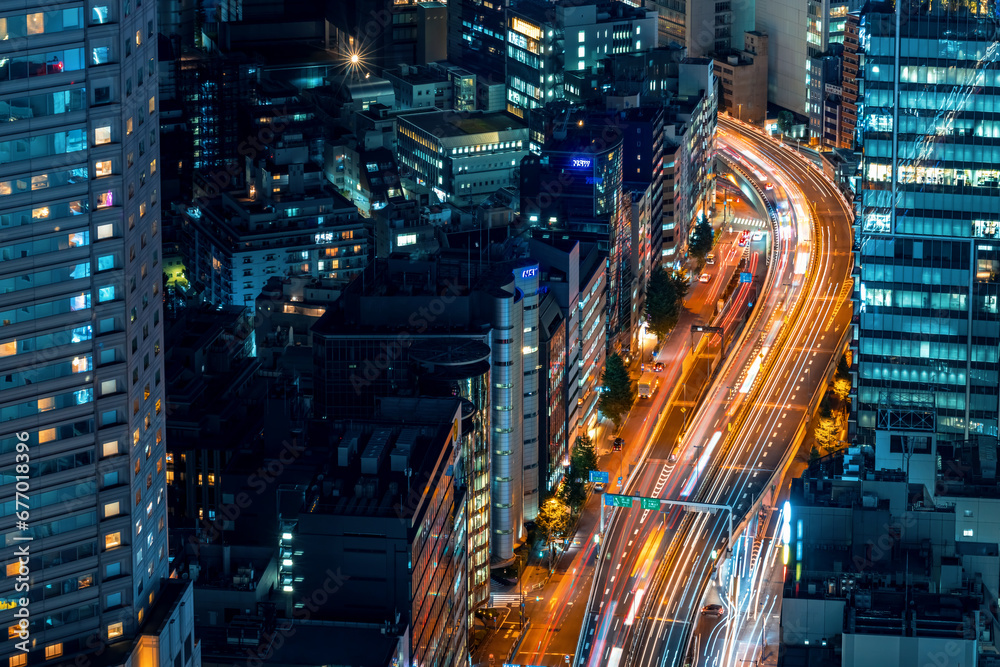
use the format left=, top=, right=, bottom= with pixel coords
left=605, top=494, right=634, bottom=508
left=739, top=272, right=753, bottom=283
left=617, top=476, right=623, bottom=488
left=640, top=497, right=660, bottom=511
left=565, top=656, right=571, bottom=664
left=589, top=470, right=609, bottom=484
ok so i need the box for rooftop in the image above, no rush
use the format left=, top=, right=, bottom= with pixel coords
left=400, top=110, right=527, bottom=140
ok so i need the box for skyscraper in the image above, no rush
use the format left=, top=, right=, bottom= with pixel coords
left=0, top=0, right=173, bottom=660
left=854, top=2, right=1000, bottom=458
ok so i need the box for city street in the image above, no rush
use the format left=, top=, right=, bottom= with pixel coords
left=475, top=206, right=756, bottom=667
left=574, top=118, right=854, bottom=667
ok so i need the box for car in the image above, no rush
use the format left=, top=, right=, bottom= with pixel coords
left=738, top=230, right=750, bottom=247
left=765, top=182, right=774, bottom=190
left=706, top=253, right=715, bottom=264
left=594, top=483, right=604, bottom=492
left=653, top=362, right=664, bottom=372
left=668, top=446, right=680, bottom=463
left=701, top=604, right=726, bottom=617
left=613, top=437, right=625, bottom=451
left=752, top=231, right=764, bottom=241
left=699, top=273, right=711, bottom=283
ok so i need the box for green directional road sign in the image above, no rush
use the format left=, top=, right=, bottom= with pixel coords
left=604, top=494, right=635, bottom=508
left=640, top=497, right=661, bottom=511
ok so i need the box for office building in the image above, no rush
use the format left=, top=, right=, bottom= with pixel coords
left=520, top=110, right=631, bottom=346
left=839, top=10, right=862, bottom=149
left=0, top=0, right=192, bottom=661
left=504, top=0, right=658, bottom=116
left=276, top=398, right=469, bottom=667
left=396, top=109, right=529, bottom=204
left=312, top=253, right=543, bottom=563
left=529, top=236, right=608, bottom=464
left=644, top=0, right=754, bottom=58
left=713, top=32, right=769, bottom=125
left=781, top=472, right=988, bottom=664
left=180, top=174, right=366, bottom=308
left=852, top=2, right=1000, bottom=454
left=448, top=0, right=509, bottom=82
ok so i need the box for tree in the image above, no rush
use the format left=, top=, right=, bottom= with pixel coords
left=814, top=400, right=838, bottom=449
left=598, top=353, right=635, bottom=429
left=559, top=476, right=586, bottom=510
left=571, top=435, right=599, bottom=477
left=535, top=497, right=570, bottom=552
left=833, top=377, right=851, bottom=403
left=645, top=267, right=690, bottom=340
left=777, top=110, right=794, bottom=138
left=689, top=217, right=714, bottom=260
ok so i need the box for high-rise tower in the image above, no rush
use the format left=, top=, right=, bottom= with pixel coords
left=0, top=0, right=173, bottom=661
left=853, top=2, right=1000, bottom=462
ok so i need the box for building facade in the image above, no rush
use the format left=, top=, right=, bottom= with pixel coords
left=504, top=0, right=657, bottom=116
left=853, top=3, right=1000, bottom=453
left=0, top=0, right=185, bottom=661
left=396, top=110, right=528, bottom=203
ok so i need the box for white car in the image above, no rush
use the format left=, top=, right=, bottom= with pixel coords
left=594, top=483, right=604, bottom=493
left=752, top=231, right=764, bottom=241
left=699, top=273, right=711, bottom=283
left=706, top=253, right=715, bottom=264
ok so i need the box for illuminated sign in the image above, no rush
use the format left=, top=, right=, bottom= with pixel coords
left=520, top=266, right=538, bottom=278
left=571, top=158, right=592, bottom=168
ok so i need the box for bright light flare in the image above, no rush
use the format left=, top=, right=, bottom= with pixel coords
left=623, top=589, right=645, bottom=626
left=680, top=431, right=723, bottom=497
left=738, top=347, right=769, bottom=394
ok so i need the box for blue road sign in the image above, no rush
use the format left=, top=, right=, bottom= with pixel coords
left=589, top=470, right=609, bottom=484
left=739, top=272, right=752, bottom=283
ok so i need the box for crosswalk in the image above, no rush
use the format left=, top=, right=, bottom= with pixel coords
left=490, top=593, right=522, bottom=606
left=730, top=216, right=768, bottom=228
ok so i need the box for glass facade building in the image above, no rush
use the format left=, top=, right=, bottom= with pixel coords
left=0, top=0, right=170, bottom=661
left=854, top=1, right=1000, bottom=451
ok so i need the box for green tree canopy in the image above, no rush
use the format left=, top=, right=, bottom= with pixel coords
left=535, top=497, right=571, bottom=548
left=645, top=267, right=690, bottom=339
left=597, top=353, right=635, bottom=429
left=689, top=218, right=714, bottom=260
left=777, top=110, right=794, bottom=136
left=572, top=435, right=599, bottom=476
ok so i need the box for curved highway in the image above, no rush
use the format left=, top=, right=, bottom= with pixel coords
left=573, top=118, right=854, bottom=667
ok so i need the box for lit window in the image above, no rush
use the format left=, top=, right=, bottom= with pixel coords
left=10, top=654, right=27, bottom=667
left=45, top=643, right=64, bottom=660
left=26, top=12, right=44, bottom=35
left=105, top=532, right=121, bottom=549
left=95, top=126, right=111, bottom=145
left=8, top=626, right=21, bottom=641
left=104, top=501, right=120, bottom=518
left=96, top=160, right=112, bottom=177
left=97, top=191, right=114, bottom=208
left=98, top=285, right=115, bottom=302
left=397, top=234, right=417, bottom=247
left=964, top=529, right=974, bottom=537
left=97, top=223, right=114, bottom=239
left=126, top=117, right=133, bottom=135
left=102, top=441, right=118, bottom=457
left=136, top=30, right=141, bottom=45
left=108, top=622, right=123, bottom=639
left=148, top=96, right=155, bottom=115
left=6, top=562, right=20, bottom=577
